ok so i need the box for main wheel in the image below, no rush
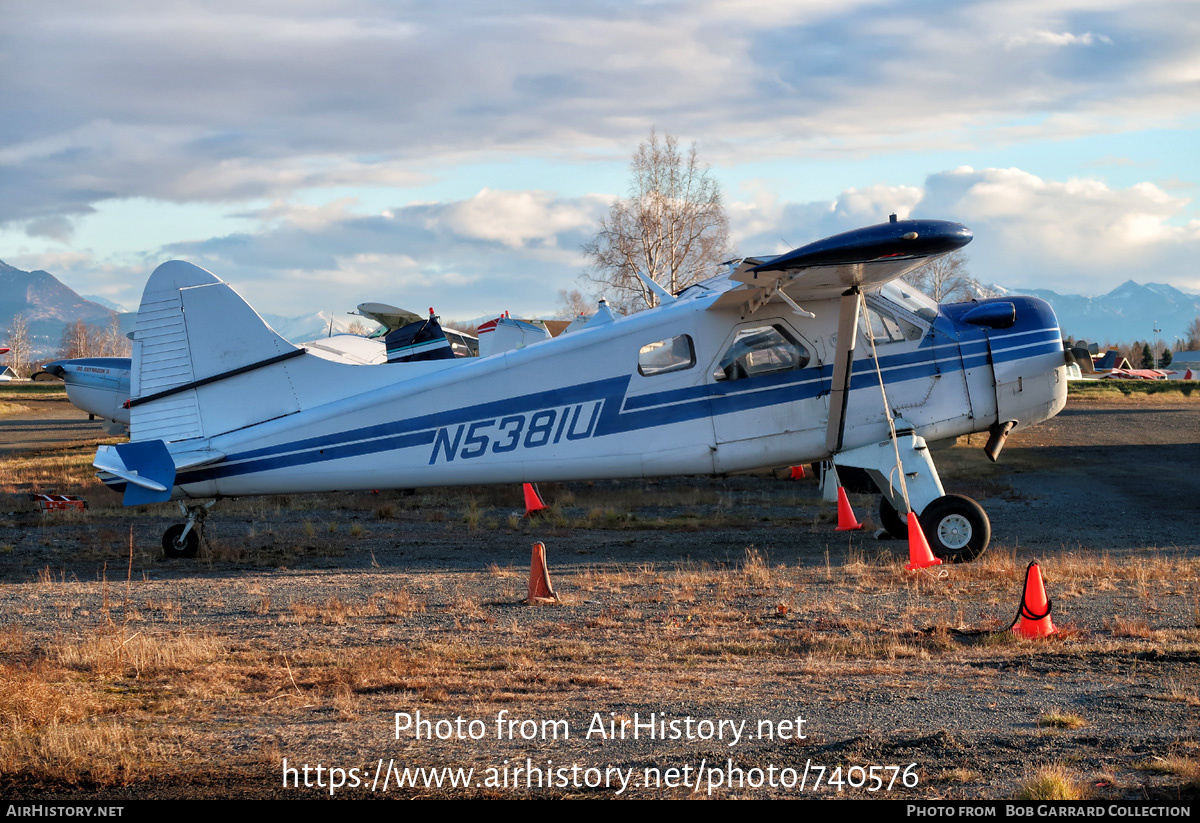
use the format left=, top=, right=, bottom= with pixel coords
left=162, top=524, right=199, bottom=559
left=918, top=494, right=990, bottom=563
left=878, top=497, right=908, bottom=540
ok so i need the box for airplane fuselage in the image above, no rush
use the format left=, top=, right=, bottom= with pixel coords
left=40, top=358, right=132, bottom=426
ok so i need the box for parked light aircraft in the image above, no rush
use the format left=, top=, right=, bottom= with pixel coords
left=38, top=308, right=478, bottom=431
left=38, top=358, right=132, bottom=433
left=93, top=217, right=1068, bottom=560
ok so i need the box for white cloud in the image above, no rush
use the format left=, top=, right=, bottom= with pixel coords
left=730, top=166, right=1200, bottom=295
left=2, top=1, right=1197, bottom=227
left=917, top=167, right=1200, bottom=292
left=1006, top=30, right=1113, bottom=48
left=734, top=183, right=923, bottom=255
left=152, top=190, right=607, bottom=316
left=442, top=189, right=609, bottom=249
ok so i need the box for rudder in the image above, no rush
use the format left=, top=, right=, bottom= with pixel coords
left=129, top=261, right=302, bottom=443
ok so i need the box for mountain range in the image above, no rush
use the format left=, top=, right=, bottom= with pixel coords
left=0, top=260, right=382, bottom=360
left=1, top=260, right=1197, bottom=361
left=0, top=261, right=123, bottom=358
left=981, top=280, right=1200, bottom=347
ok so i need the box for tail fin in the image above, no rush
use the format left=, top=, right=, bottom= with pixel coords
left=129, top=261, right=302, bottom=443
left=384, top=313, right=456, bottom=363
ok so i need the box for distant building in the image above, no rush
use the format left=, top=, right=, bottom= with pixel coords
left=1170, top=350, right=1200, bottom=379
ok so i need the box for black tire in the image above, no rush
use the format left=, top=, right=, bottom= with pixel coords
left=162, top=524, right=199, bottom=559
left=878, top=497, right=908, bottom=539
left=918, top=494, right=990, bottom=563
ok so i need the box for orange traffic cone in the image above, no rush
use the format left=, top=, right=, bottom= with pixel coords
left=790, top=465, right=805, bottom=480
left=905, top=511, right=943, bottom=570
left=525, top=541, right=559, bottom=604
left=1011, top=561, right=1056, bottom=637
left=835, top=487, right=863, bottom=531
left=523, top=483, right=547, bottom=518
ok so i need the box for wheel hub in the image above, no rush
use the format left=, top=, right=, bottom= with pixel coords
left=937, top=514, right=973, bottom=550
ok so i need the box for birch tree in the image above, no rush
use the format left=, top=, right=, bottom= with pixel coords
left=4, top=314, right=31, bottom=378
left=902, top=251, right=977, bottom=303
left=582, top=130, right=731, bottom=312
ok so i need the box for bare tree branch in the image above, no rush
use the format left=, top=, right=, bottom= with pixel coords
left=4, top=314, right=31, bottom=378
left=901, top=251, right=980, bottom=303
left=581, top=130, right=731, bottom=313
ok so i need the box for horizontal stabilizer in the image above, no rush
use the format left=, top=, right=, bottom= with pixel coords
left=171, top=448, right=227, bottom=471
left=94, top=440, right=177, bottom=505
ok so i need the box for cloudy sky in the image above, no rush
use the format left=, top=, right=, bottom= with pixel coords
left=2, top=0, right=1198, bottom=320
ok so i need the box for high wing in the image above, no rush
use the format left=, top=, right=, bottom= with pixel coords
left=708, top=218, right=972, bottom=314
left=353, top=302, right=424, bottom=330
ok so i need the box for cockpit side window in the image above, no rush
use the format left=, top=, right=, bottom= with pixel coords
left=638, top=334, right=696, bottom=376
left=714, top=325, right=810, bottom=381
left=863, top=301, right=924, bottom=344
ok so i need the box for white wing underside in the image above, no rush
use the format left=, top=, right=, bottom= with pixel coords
left=708, top=254, right=945, bottom=315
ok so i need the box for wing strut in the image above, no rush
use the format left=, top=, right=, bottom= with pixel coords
left=824, top=288, right=862, bottom=453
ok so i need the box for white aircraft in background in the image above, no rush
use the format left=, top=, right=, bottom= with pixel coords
left=93, top=217, right=1068, bottom=560
left=37, top=307, right=478, bottom=432
left=37, top=358, right=133, bottom=432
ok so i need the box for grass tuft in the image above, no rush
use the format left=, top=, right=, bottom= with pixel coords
left=1016, top=764, right=1088, bottom=800
left=1038, top=711, right=1086, bottom=729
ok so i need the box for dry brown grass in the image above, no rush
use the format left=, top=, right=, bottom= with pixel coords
left=375, top=588, right=427, bottom=617
left=51, top=628, right=224, bottom=678
left=1038, top=710, right=1086, bottom=729
left=0, top=720, right=185, bottom=785
left=0, top=451, right=103, bottom=496
left=0, top=402, right=31, bottom=417
left=0, top=549, right=1195, bottom=794
left=0, top=625, right=227, bottom=785
left=1136, top=755, right=1200, bottom=784
left=1016, top=764, right=1089, bottom=800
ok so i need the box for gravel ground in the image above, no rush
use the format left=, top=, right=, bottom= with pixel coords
left=0, top=393, right=1197, bottom=800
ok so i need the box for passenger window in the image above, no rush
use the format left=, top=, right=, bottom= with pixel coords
left=714, top=325, right=810, bottom=381
left=638, top=335, right=696, bottom=376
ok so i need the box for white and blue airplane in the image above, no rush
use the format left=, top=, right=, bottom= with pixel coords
left=93, top=216, right=1068, bottom=560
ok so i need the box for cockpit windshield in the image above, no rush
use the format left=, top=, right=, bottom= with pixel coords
left=879, top=281, right=939, bottom=322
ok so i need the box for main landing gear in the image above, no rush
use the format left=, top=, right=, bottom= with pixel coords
left=162, top=500, right=216, bottom=559
left=835, top=424, right=992, bottom=563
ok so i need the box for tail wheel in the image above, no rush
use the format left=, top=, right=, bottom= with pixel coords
left=918, top=494, right=990, bottom=563
left=162, top=524, right=199, bottom=559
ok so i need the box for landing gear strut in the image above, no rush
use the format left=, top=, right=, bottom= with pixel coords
left=162, top=501, right=216, bottom=559
left=834, top=423, right=992, bottom=562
